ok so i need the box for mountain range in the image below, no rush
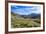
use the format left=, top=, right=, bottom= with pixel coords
left=11, top=12, right=40, bottom=19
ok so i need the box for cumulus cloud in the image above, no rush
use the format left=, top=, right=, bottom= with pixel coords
left=11, top=5, right=40, bottom=15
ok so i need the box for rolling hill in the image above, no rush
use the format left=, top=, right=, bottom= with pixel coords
left=11, top=12, right=40, bottom=28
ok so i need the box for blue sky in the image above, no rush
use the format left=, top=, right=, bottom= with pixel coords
left=11, top=5, right=40, bottom=15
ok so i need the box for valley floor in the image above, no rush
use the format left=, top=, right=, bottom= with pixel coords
left=11, top=18, right=40, bottom=28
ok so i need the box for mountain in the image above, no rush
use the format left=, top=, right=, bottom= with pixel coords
left=20, top=13, right=40, bottom=19
left=29, top=13, right=40, bottom=19
left=11, top=12, right=40, bottom=19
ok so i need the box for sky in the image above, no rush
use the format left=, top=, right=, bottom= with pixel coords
left=11, top=5, right=40, bottom=15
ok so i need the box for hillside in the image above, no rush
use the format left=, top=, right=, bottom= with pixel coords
left=11, top=12, right=40, bottom=28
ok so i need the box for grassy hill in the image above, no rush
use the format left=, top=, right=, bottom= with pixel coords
left=11, top=12, right=40, bottom=28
